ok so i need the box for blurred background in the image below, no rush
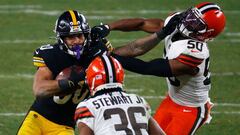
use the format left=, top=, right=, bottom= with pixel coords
left=0, top=0, right=239, bottom=134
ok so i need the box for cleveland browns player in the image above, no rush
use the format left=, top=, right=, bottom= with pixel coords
left=94, top=2, right=226, bottom=135
left=75, top=55, right=166, bottom=135
left=17, top=10, right=106, bottom=135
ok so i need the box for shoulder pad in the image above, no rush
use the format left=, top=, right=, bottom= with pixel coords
left=169, top=40, right=208, bottom=67
left=168, top=40, right=208, bottom=59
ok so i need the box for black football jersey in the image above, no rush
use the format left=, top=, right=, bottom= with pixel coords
left=31, top=43, right=90, bottom=128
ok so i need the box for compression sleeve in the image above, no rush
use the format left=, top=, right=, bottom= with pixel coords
left=111, top=53, right=173, bottom=77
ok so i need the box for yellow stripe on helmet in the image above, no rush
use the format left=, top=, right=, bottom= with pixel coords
left=68, top=10, right=78, bottom=29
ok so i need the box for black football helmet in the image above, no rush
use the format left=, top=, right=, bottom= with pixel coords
left=54, top=10, right=91, bottom=59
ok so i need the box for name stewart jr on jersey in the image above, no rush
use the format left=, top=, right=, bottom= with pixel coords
left=92, top=94, right=144, bottom=109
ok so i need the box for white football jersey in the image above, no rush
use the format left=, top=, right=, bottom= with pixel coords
left=75, top=91, right=151, bottom=135
left=163, top=14, right=211, bottom=107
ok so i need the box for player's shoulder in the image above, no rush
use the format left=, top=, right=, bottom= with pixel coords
left=76, top=96, right=95, bottom=109
left=164, top=12, right=181, bottom=26
left=76, top=99, right=88, bottom=109
left=75, top=100, right=94, bottom=122
left=170, top=39, right=209, bottom=59
left=33, top=43, right=60, bottom=67
left=33, top=43, right=59, bottom=57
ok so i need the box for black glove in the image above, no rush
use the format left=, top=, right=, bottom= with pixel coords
left=102, top=38, right=114, bottom=52
left=84, top=39, right=108, bottom=60
left=156, top=13, right=182, bottom=40
left=58, top=66, right=86, bottom=92
left=91, top=24, right=110, bottom=40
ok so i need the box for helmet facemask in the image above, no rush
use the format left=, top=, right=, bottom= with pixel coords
left=178, top=8, right=211, bottom=41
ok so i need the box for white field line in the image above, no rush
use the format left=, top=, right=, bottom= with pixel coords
left=1, top=38, right=240, bottom=45
left=0, top=5, right=42, bottom=9
left=0, top=39, right=129, bottom=44
left=225, top=32, right=240, bottom=37
left=0, top=7, right=240, bottom=15
left=126, top=72, right=240, bottom=78
left=142, top=96, right=240, bottom=108
left=1, top=111, right=240, bottom=116
left=0, top=71, right=240, bottom=80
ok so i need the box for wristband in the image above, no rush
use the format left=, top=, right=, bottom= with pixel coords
left=155, top=29, right=167, bottom=40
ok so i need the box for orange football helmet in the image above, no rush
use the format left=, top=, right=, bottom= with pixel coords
left=178, top=2, right=226, bottom=41
left=86, top=55, right=124, bottom=96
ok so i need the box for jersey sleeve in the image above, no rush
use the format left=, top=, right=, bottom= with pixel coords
left=167, top=40, right=206, bottom=68
left=75, top=101, right=94, bottom=130
left=33, top=48, right=46, bottom=67
left=176, top=53, right=204, bottom=67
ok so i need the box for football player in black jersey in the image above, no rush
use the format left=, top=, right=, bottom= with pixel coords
left=17, top=10, right=105, bottom=135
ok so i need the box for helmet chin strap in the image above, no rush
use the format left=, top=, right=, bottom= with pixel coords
left=59, top=38, right=86, bottom=59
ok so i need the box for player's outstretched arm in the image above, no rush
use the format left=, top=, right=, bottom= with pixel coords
left=113, top=14, right=182, bottom=57
left=109, top=18, right=164, bottom=33
left=112, top=53, right=198, bottom=77
left=114, top=33, right=161, bottom=57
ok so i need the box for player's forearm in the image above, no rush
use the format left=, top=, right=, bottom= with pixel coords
left=109, top=18, right=145, bottom=31
left=33, top=80, right=60, bottom=98
left=112, top=53, right=173, bottom=77
left=113, top=33, right=160, bottom=57
left=109, top=18, right=164, bottom=33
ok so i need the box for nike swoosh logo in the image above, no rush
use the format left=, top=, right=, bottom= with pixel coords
left=191, top=49, right=199, bottom=53
left=183, top=109, right=192, bottom=113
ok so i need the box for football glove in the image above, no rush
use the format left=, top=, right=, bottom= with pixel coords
left=91, top=24, right=110, bottom=40
left=58, top=67, right=86, bottom=92
left=102, top=38, right=114, bottom=52
left=156, top=13, right=182, bottom=40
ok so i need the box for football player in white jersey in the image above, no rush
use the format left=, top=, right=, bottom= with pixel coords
left=75, top=55, right=165, bottom=135
left=92, top=2, right=226, bottom=135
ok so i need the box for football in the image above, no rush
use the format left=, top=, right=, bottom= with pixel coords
left=56, top=65, right=84, bottom=80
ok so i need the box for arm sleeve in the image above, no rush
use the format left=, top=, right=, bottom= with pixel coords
left=33, top=48, right=46, bottom=67
left=111, top=53, right=173, bottom=77
left=75, top=103, right=94, bottom=130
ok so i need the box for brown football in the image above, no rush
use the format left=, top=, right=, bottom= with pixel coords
left=56, top=65, right=84, bottom=80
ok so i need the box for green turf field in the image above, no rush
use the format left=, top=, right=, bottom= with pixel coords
left=0, top=0, right=239, bottom=134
